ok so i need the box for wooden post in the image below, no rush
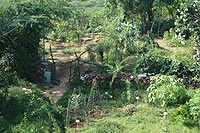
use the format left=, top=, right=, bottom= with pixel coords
left=50, top=44, right=56, bottom=80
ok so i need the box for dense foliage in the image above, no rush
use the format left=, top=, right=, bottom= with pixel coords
left=164, top=1, right=200, bottom=46
left=0, top=0, right=72, bottom=132
left=0, top=80, right=65, bottom=132
left=147, top=75, right=188, bottom=108
left=105, top=0, right=180, bottom=35
left=0, top=0, right=199, bottom=132
left=189, top=89, right=200, bottom=123
left=0, top=0, right=71, bottom=83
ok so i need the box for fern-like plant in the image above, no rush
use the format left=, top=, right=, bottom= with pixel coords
left=66, top=89, right=86, bottom=126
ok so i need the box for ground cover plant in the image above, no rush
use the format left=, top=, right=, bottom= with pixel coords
left=147, top=75, right=189, bottom=108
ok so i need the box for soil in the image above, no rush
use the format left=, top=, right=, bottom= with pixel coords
left=44, top=61, right=71, bottom=101
left=43, top=33, right=102, bottom=101
left=69, top=122, right=84, bottom=128
left=88, top=110, right=103, bottom=117
left=154, top=38, right=178, bottom=52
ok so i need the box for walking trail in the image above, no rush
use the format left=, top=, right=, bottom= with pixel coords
left=43, top=42, right=75, bottom=101
left=154, top=38, right=178, bottom=52
left=43, top=33, right=102, bottom=101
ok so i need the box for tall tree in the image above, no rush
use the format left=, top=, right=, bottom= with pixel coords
left=0, top=0, right=72, bottom=82
left=105, top=0, right=179, bottom=32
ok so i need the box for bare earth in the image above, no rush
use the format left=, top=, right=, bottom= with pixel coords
left=44, top=61, right=71, bottom=101
left=43, top=33, right=102, bottom=101
left=155, top=38, right=178, bottom=52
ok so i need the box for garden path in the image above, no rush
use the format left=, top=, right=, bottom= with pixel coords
left=44, top=60, right=71, bottom=101
left=155, top=38, right=178, bottom=51
left=44, top=33, right=102, bottom=101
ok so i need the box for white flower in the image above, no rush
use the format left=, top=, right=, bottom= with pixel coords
left=105, top=92, right=109, bottom=95
left=110, top=95, right=113, bottom=99
left=136, top=96, right=140, bottom=100
left=163, top=112, right=168, bottom=116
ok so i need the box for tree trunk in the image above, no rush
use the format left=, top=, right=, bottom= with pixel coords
left=99, top=50, right=104, bottom=63
left=147, top=0, right=154, bottom=31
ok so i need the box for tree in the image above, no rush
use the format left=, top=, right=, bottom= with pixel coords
left=174, top=0, right=200, bottom=41
left=105, top=0, right=180, bottom=33
left=0, top=1, right=72, bottom=132
left=0, top=0, right=72, bottom=82
left=174, top=0, right=200, bottom=65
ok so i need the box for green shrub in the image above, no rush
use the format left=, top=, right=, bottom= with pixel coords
left=120, top=80, right=146, bottom=104
left=189, top=89, right=200, bottom=124
left=121, top=80, right=134, bottom=103
left=0, top=52, right=19, bottom=88
left=137, top=52, right=199, bottom=79
left=173, top=90, right=200, bottom=128
left=11, top=114, right=52, bottom=133
left=174, top=103, right=193, bottom=122
left=1, top=82, right=65, bottom=132
left=174, top=1, right=199, bottom=43
left=0, top=115, right=9, bottom=133
left=147, top=75, right=188, bottom=108
left=136, top=53, right=173, bottom=74
left=67, top=91, right=86, bottom=125
left=163, top=28, right=182, bottom=46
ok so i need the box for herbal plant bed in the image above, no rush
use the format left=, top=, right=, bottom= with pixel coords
left=75, top=102, right=199, bottom=133
left=63, top=74, right=200, bottom=132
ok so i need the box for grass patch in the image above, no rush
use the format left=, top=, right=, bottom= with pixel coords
left=169, top=46, right=196, bottom=65
left=80, top=103, right=199, bottom=133
left=150, top=46, right=195, bottom=65
left=62, top=46, right=82, bottom=56
left=60, top=78, right=199, bottom=132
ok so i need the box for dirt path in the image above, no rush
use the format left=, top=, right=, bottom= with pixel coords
left=43, top=33, right=102, bottom=101
left=43, top=42, right=75, bottom=101
left=155, top=38, right=178, bottom=52
left=44, top=61, right=71, bottom=101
